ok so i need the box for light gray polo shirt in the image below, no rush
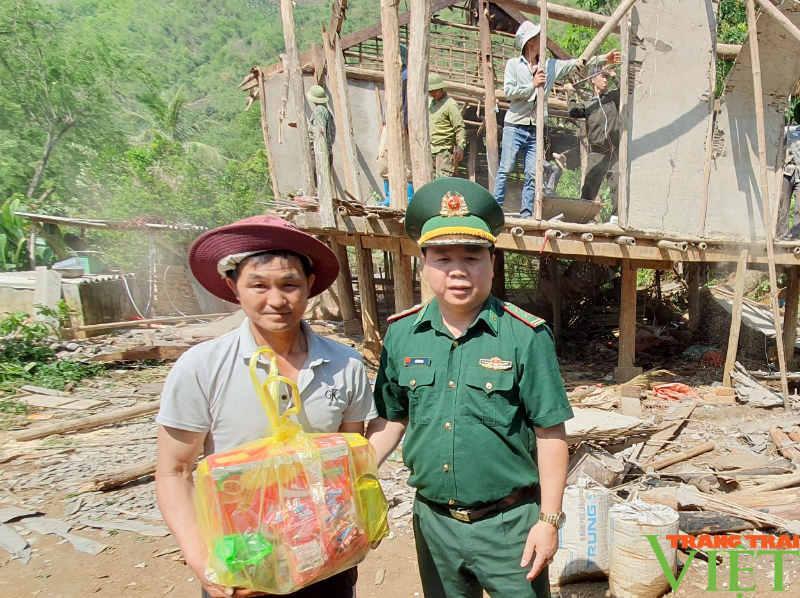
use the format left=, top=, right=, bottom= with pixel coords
left=156, top=318, right=377, bottom=455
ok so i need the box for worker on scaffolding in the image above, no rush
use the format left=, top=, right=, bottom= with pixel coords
left=428, top=73, right=467, bottom=179
left=306, top=85, right=336, bottom=167
left=778, top=103, right=800, bottom=240
left=565, top=66, right=620, bottom=222
left=494, top=20, right=620, bottom=218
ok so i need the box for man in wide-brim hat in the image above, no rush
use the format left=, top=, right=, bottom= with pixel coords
left=156, top=215, right=376, bottom=598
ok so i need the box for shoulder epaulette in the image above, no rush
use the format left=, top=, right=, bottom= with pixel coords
left=387, top=300, right=428, bottom=323
left=501, top=301, right=546, bottom=328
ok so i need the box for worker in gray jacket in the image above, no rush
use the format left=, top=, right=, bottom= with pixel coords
left=566, top=67, right=620, bottom=220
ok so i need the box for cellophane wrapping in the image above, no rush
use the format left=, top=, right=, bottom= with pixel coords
left=194, top=347, right=389, bottom=594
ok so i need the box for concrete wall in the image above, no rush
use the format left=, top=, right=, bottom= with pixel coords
left=705, top=2, right=800, bottom=241
left=626, top=0, right=716, bottom=237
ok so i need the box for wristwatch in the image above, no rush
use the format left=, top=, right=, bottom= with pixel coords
left=539, top=511, right=566, bottom=530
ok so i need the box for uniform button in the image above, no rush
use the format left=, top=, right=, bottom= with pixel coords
left=443, top=463, right=450, bottom=472
left=445, top=422, right=452, bottom=430
left=410, top=379, right=416, bottom=387
left=485, top=382, right=493, bottom=390
left=452, top=341, right=459, bottom=348
left=448, top=380, right=455, bottom=388
left=448, top=499, right=455, bottom=506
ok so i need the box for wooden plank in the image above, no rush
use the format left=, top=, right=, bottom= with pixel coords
left=494, top=0, right=615, bottom=30
left=10, top=401, right=160, bottom=442
left=617, top=14, right=631, bottom=228
left=381, top=0, right=408, bottom=210
left=393, top=238, right=415, bottom=312
left=329, top=238, right=361, bottom=334
left=638, top=402, right=697, bottom=466
left=533, top=0, right=548, bottom=220
left=313, top=124, right=336, bottom=229
left=79, top=460, right=157, bottom=493
left=258, top=68, right=282, bottom=199
left=647, top=441, right=715, bottom=472
left=479, top=0, right=500, bottom=190
left=91, top=345, right=191, bottom=362
left=74, top=313, right=230, bottom=333
left=747, top=0, right=789, bottom=401
left=280, top=0, right=316, bottom=195
left=324, top=34, right=364, bottom=203
left=783, top=266, right=800, bottom=367
left=407, top=0, right=433, bottom=189
left=723, top=250, right=749, bottom=387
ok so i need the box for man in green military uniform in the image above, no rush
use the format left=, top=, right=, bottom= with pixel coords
left=367, top=178, right=572, bottom=598
left=429, top=74, right=467, bottom=179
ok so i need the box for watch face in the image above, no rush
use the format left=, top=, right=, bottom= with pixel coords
left=556, top=512, right=567, bottom=529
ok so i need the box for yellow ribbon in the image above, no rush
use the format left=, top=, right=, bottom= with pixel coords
left=248, top=347, right=303, bottom=441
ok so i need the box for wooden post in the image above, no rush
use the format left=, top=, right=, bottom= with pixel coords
left=576, top=0, right=639, bottom=67
left=407, top=0, right=433, bottom=189
left=687, top=263, right=701, bottom=334
left=479, top=0, right=500, bottom=190
left=723, top=249, right=749, bottom=387
left=324, top=33, right=364, bottom=203
left=492, top=249, right=507, bottom=301
left=313, top=124, right=335, bottom=229
left=698, top=101, right=718, bottom=238
left=615, top=259, right=642, bottom=382
left=381, top=0, right=407, bottom=209
left=784, top=266, right=800, bottom=369
left=746, top=0, right=790, bottom=402
left=280, top=0, right=316, bottom=195
left=533, top=0, right=548, bottom=220
left=355, top=236, right=381, bottom=356
left=549, top=257, right=562, bottom=352
left=392, top=239, right=415, bottom=312
left=330, top=239, right=361, bottom=335
left=467, top=129, right=478, bottom=182
left=617, top=14, right=631, bottom=227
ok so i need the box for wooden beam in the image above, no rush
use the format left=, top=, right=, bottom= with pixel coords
left=467, top=129, right=478, bottom=181
left=615, top=259, right=641, bottom=382
left=312, top=43, right=326, bottom=84
left=74, top=313, right=231, bottom=333
left=784, top=266, right=800, bottom=368
left=493, top=0, right=615, bottom=30
left=617, top=14, right=631, bottom=228
left=408, top=0, right=433, bottom=189
left=753, top=0, right=800, bottom=46
left=355, top=236, right=381, bottom=346
left=381, top=0, right=408, bottom=210
left=280, top=0, right=316, bottom=195
left=480, top=0, right=500, bottom=190
left=393, top=238, right=415, bottom=312
left=747, top=0, right=790, bottom=402
left=576, top=0, right=638, bottom=68
left=329, top=238, right=361, bottom=334
left=717, top=43, right=741, bottom=60
left=328, top=0, right=348, bottom=40
left=257, top=69, right=283, bottom=196
left=313, top=124, right=335, bottom=229
left=723, top=249, right=749, bottom=387
left=324, top=34, right=364, bottom=203
left=79, top=461, right=157, bottom=494
left=698, top=101, right=718, bottom=237
left=533, top=0, right=548, bottom=220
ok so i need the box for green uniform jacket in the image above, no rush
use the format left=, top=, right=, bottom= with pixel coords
left=374, top=295, right=573, bottom=507
left=429, top=94, right=467, bottom=155
left=567, top=89, right=620, bottom=153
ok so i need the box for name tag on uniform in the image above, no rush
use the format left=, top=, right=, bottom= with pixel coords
left=404, top=357, right=431, bottom=367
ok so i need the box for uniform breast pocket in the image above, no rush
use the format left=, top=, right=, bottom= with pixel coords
left=398, top=367, right=436, bottom=425
left=464, top=367, right=515, bottom=426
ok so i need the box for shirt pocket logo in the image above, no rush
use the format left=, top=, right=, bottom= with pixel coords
left=398, top=366, right=436, bottom=425
left=464, top=366, right=514, bottom=426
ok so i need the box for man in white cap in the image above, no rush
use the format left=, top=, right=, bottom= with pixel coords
left=493, top=20, right=620, bottom=218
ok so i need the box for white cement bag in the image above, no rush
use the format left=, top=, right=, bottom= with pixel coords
left=549, top=478, right=612, bottom=587
left=609, top=499, right=680, bottom=598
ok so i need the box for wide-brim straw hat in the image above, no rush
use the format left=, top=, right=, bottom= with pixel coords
left=189, top=215, right=339, bottom=303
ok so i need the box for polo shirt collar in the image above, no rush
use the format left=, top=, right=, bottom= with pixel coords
left=412, top=295, right=499, bottom=336
left=237, top=318, right=329, bottom=369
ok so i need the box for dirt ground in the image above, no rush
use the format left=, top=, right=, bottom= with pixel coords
left=3, top=317, right=800, bottom=597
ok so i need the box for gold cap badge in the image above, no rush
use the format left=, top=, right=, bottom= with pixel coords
left=439, top=192, right=470, bottom=217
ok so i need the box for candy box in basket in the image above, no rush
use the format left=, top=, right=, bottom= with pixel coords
left=194, top=348, right=389, bottom=594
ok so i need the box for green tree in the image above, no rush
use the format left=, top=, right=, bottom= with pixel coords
left=0, top=0, right=126, bottom=201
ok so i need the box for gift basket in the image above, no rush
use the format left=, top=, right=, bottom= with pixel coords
left=195, top=347, right=389, bottom=593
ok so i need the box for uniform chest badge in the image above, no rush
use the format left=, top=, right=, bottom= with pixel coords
left=479, top=357, right=512, bottom=370
left=439, top=192, right=470, bottom=217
